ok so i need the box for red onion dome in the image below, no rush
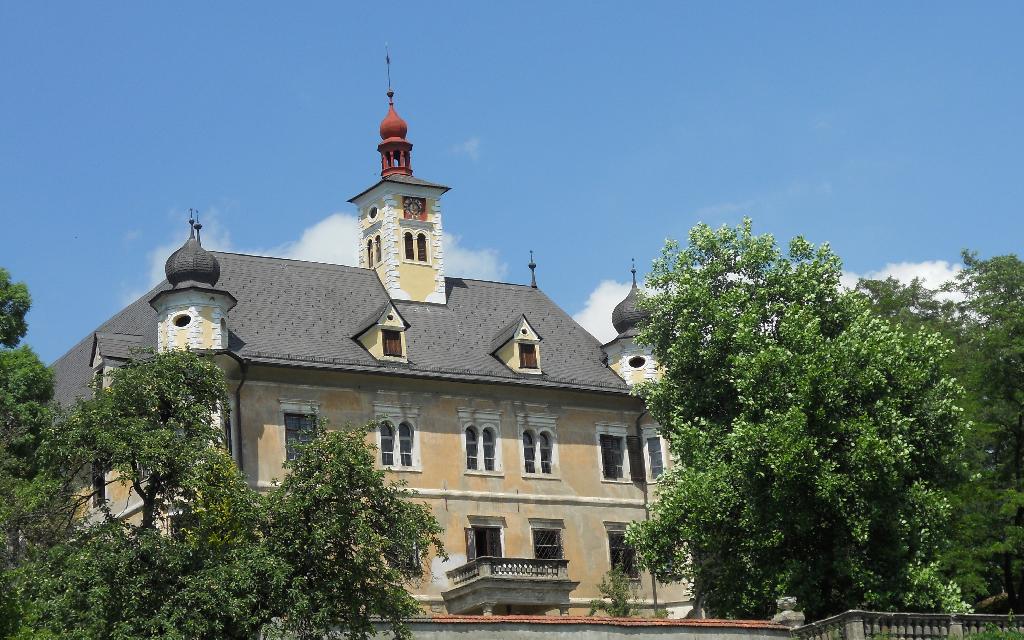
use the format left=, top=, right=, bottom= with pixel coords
left=379, top=90, right=408, bottom=140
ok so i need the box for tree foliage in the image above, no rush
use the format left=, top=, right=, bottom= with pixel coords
left=9, top=350, right=444, bottom=640
left=587, top=568, right=641, bottom=617
left=627, top=220, right=967, bottom=620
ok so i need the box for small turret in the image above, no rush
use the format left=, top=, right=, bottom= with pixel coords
left=603, top=260, right=657, bottom=387
left=149, top=215, right=236, bottom=352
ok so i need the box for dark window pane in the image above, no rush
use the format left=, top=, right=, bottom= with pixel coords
left=473, top=527, right=502, bottom=558
left=647, top=436, right=664, bottom=479
left=466, top=427, right=478, bottom=470
left=285, top=413, right=316, bottom=461
left=609, top=531, right=638, bottom=578
left=404, top=232, right=414, bottom=260
left=482, top=428, right=495, bottom=471
left=416, top=233, right=428, bottom=262
left=91, top=462, right=106, bottom=507
left=399, top=422, right=413, bottom=467
left=380, top=423, right=395, bottom=466
left=523, top=431, right=536, bottom=474
left=600, top=434, right=624, bottom=479
left=383, top=330, right=403, bottom=357
left=519, top=343, right=538, bottom=369
left=533, top=528, right=562, bottom=560
left=539, top=432, right=552, bottom=474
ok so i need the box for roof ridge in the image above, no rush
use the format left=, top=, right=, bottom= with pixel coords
left=209, top=251, right=374, bottom=272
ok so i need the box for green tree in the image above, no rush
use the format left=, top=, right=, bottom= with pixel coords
left=0, top=268, right=55, bottom=637
left=627, top=220, right=967, bottom=620
left=587, top=568, right=641, bottom=617
left=16, top=350, right=444, bottom=640
left=942, top=252, right=1024, bottom=612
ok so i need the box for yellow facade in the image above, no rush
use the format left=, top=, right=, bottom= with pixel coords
left=224, top=362, right=688, bottom=616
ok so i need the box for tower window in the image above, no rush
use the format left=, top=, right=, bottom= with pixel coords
left=173, top=314, right=191, bottom=328
left=628, top=356, right=646, bottom=369
left=382, top=329, right=403, bottom=357
left=404, top=232, right=414, bottom=260
left=416, top=233, right=428, bottom=262
left=465, top=426, right=478, bottom=470
left=368, top=206, right=378, bottom=219
left=519, top=343, right=538, bottom=369
left=374, top=235, right=382, bottom=265
left=367, top=239, right=373, bottom=267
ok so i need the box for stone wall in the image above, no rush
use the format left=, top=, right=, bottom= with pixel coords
left=374, top=615, right=791, bottom=640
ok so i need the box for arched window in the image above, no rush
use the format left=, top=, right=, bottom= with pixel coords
left=374, top=235, right=382, bottom=265
left=482, top=428, right=496, bottom=471
left=399, top=422, right=413, bottom=467
left=366, top=239, right=373, bottom=266
left=523, top=430, right=536, bottom=474
left=380, top=422, right=395, bottom=466
left=416, top=233, right=428, bottom=262
left=465, top=426, right=478, bottom=470
left=404, top=232, right=414, bottom=260
left=539, top=432, right=552, bottom=474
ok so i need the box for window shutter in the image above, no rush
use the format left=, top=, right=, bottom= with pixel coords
left=627, top=435, right=646, bottom=483
left=383, top=330, right=402, bottom=357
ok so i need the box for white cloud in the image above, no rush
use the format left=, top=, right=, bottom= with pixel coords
left=451, top=137, right=481, bottom=161
left=123, top=209, right=507, bottom=302
left=841, top=260, right=963, bottom=298
left=572, top=280, right=633, bottom=344
left=268, top=213, right=360, bottom=265
left=444, top=234, right=507, bottom=281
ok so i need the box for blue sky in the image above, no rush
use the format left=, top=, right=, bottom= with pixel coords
left=2, top=2, right=1022, bottom=362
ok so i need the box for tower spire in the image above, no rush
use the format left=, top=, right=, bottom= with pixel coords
left=529, top=251, right=537, bottom=288
left=630, top=258, right=637, bottom=287
left=377, top=50, right=413, bottom=177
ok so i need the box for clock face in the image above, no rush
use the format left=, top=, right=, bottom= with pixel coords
left=403, top=197, right=426, bottom=220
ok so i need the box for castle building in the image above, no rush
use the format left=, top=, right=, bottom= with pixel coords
left=52, top=89, right=689, bottom=617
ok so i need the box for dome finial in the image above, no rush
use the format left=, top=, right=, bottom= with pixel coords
left=611, top=260, right=650, bottom=338
left=164, top=208, right=220, bottom=288
left=630, top=258, right=637, bottom=287
left=529, top=250, right=537, bottom=288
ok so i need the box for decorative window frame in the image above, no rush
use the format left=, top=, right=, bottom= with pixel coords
left=458, top=408, right=503, bottom=476
left=279, top=399, right=320, bottom=464
left=516, top=410, right=559, bottom=479
left=595, top=422, right=632, bottom=484
left=374, top=401, right=422, bottom=472
left=641, top=425, right=667, bottom=483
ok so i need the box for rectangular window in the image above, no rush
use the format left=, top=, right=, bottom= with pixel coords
left=285, top=413, right=316, bottom=461
left=533, top=528, right=563, bottom=560
left=647, top=436, right=664, bottom=479
left=382, top=329, right=403, bottom=357
left=519, top=343, right=538, bottom=369
left=466, top=526, right=502, bottom=560
left=91, top=462, right=106, bottom=507
left=609, top=531, right=638, bottom=578
left=599, top=434, right=624, bottom=480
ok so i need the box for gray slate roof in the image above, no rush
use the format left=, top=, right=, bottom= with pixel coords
left=52, top=252, right=628, bottom=407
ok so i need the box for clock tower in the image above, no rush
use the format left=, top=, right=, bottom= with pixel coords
left=349, top=89, right=450, bottom=304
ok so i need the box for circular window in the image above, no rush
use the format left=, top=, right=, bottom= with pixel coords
left=521, top=328, right=528, bottom=334
left=368, top=207, right=378, bottom=219
left=386, top=313, right=394, bottom=321
left=628, top=356, right=646, bottom=369
left=173, top=314, right=192, bottom=328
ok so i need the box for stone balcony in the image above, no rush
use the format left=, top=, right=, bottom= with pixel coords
left=442, top=557, right=580, bottom=616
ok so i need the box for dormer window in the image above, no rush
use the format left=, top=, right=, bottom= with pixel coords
left=519, top=343, right=538, bottom=369
left=355, top=303, right=409, bottom=362
left=382, top=330, right=403, bottom=357
left=491, top=315, right=543, bottom=375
